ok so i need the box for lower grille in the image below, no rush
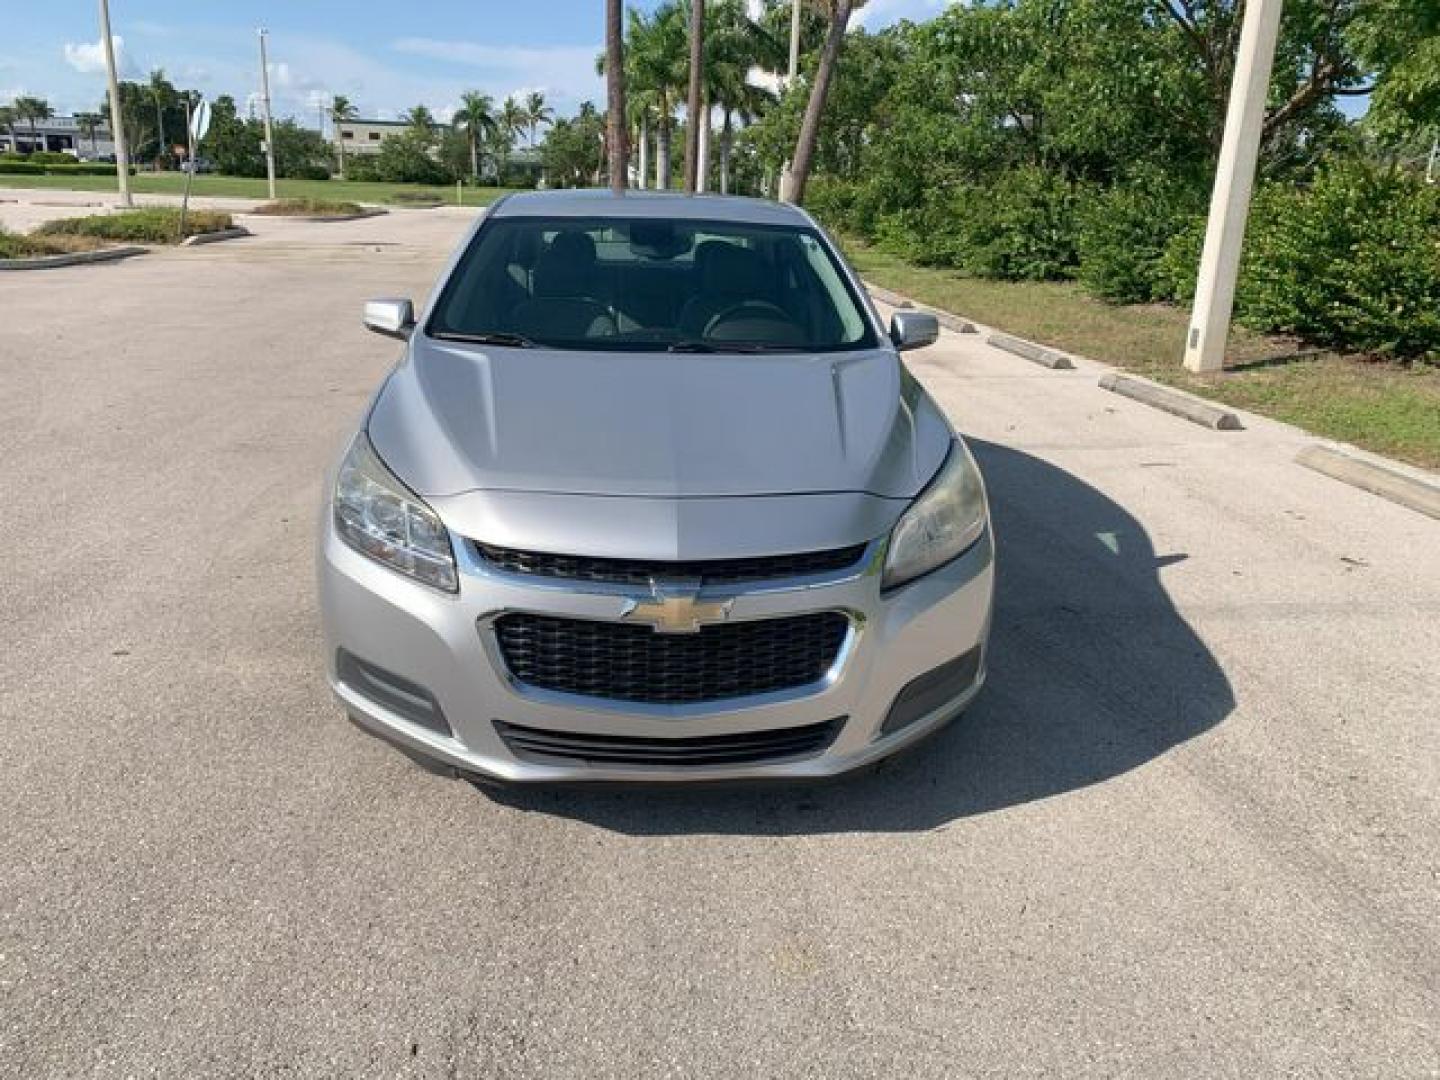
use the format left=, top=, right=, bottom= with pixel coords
left=475, top=542, right=868, bottom=587
left=495, top=717, right=844, bottom=767
left=493, top=611, right=851, bottom=704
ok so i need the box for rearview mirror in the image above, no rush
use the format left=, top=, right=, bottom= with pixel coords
left=364, top=298, right=415, bottom=340
left=890, top=311, right=939, bottom=352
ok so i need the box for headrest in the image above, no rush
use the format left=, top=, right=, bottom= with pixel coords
left=694, top=240, right=771, bottom=296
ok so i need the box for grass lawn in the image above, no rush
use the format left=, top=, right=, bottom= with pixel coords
left=845, top=239, right=1440, bottom=470
left=0, top=172, right=520, bottom=207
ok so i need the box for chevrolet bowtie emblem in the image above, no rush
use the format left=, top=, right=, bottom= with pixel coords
left=619, top=576, right=735, bottom=634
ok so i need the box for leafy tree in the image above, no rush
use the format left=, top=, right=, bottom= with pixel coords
left=541, top=102, right=605, bottom=186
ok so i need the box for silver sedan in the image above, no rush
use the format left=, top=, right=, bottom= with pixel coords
left=319, top=189, right=993, bottom=781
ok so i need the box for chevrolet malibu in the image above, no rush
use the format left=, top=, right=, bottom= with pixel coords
left=319, top=189, right=994, bottom=781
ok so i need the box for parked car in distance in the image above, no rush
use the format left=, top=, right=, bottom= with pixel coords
left=179, top=157, right=213, bottom=174
left=319, top=189, right=994, bottom=782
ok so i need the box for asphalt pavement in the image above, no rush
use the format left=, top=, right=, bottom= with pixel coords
left=1, top=198, right=1436, bottom=1078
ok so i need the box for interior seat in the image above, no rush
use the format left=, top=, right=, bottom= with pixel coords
left=511, top=230, right=616, bottom=340
left=678, top=242, right=779, bottom=338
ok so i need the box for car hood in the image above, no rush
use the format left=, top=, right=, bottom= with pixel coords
left=366, top=337, right=952, bottom=501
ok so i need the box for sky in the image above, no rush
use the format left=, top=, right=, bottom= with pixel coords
left=0, top=0, right=950, bottom=124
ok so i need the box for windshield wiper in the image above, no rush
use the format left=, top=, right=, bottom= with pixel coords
left=668, top=340, right=805, bottom=354
left=432, top=330, right=535, bottom=348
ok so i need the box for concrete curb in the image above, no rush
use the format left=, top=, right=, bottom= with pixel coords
left=861, top=279, right=978, bottom=334
left=1099, top=373, right=1242, bottom=430
left=1296, top=445, right=1440, bottom=521
left=181, top=226, right=252, bottom=247
left=0, top=245, right=147, bottom=271
left=989, top=332, right=1074, bottom=370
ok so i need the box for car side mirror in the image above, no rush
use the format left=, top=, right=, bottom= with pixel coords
left=364, top=298, right=416, bottom=340
left=890, top=311, right=939, bottom=352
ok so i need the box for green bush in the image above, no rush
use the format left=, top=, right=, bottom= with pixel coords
left=252, top=197, right=365, bottom=217
left=0, top=161, right=44, bottom=175
left=1155, top=216, right=1206, bottom=303
left=872, top=169, right=1086, bottom=281
left=29, top=151, right=76, bottom=165
left=42, top=163, right=126, bottom=176
left=35, top=208, right=235, bottom=244
left=0, top=151, right=28, bottom=162
left=1237, top=163, right=1440, bottom=359
left=1077, top=176, right=1206, bottom=303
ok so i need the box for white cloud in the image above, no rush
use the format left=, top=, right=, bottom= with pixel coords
left=63, top=35, right=130, bottom=77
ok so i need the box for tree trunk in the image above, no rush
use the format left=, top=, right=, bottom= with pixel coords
left=469, top=129, right=479, bottom=181
left=155, top=99, right=165, bottom=164
left=684, top=0, right=705, bottom=193
left=658, top=120, right=672, bottom=190
left=784, top=0, right=853, bottom=205
left=638, top=115, right=649, bottom=190
left=337, top=134, right=346, bottom=181
left=605, top=0, right=628, bottom=193
left=719, top=110, right=733, bottom=194
left=697, top=95, right=711, bottom=193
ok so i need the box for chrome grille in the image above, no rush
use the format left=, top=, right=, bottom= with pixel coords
left=475, top=542, right=868, bottom=587
left=492, top=611, right=850, bottom=705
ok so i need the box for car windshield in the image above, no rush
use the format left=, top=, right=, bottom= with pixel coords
left=427, top=215, right=877, bottom=353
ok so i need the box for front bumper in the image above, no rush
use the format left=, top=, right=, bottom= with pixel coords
left=318, top=520, right=994, bottom=782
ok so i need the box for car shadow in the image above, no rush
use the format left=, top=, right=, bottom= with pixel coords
left=476, top=439, right=1235, bottom=834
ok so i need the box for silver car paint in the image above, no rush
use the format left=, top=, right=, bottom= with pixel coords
left=320, top=190, right=994, bottom=781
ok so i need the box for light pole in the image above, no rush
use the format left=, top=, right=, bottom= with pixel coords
left=1182, top=0, right=1285, bottom=374
left=98, top=0, right=132, bottom=207
left=257, top=27, right=278, bottom=200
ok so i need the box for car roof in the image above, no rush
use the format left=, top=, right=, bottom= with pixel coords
left=488, top=188, right=815, bottom=227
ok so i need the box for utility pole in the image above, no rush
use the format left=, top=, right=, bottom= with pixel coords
left=257, top=27, right=277, bottom=200
left=1182, top=0, right=1284, bottom=374
left=98, top=0, right=131, bottom=207
left=1426, top=136, right=1438, bottom=184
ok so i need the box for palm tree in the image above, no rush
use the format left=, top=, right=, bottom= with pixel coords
left=405, top=104, right=436, bottom=143
left=497, top=96, right=526, bottom=177
left=705, top=0, right=776, bottom=194
left=524, top=90, right=554, bottom=148
left=13, top=96, right=53, bottom=154
left=627, top=4, right=688, bottom=189
left=785, top=0, right=866, bottom=204
left=148, top=69, right=170, bottom=164
left=453, top=91, right=496, bottom=181
left=684, top=0, right=706, bottom=193
left=605, top=0, right=627, bottom=192
left=330, top=94, right=357, bottom=179
left=74, top=111, right=104, bottom=156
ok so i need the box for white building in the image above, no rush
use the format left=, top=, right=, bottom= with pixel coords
left=0, top=115, right=115, bottom=159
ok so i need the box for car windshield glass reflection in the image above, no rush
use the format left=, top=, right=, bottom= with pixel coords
left=427, top=216, right=876, bottom=353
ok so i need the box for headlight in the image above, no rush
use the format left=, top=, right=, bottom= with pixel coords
left=333, top=432, right=458, bottom=592
left=882, top=441, right=988, bottom=591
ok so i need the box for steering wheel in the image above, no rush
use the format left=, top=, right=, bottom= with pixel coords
left=704, top=301, right=800, bottom=342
